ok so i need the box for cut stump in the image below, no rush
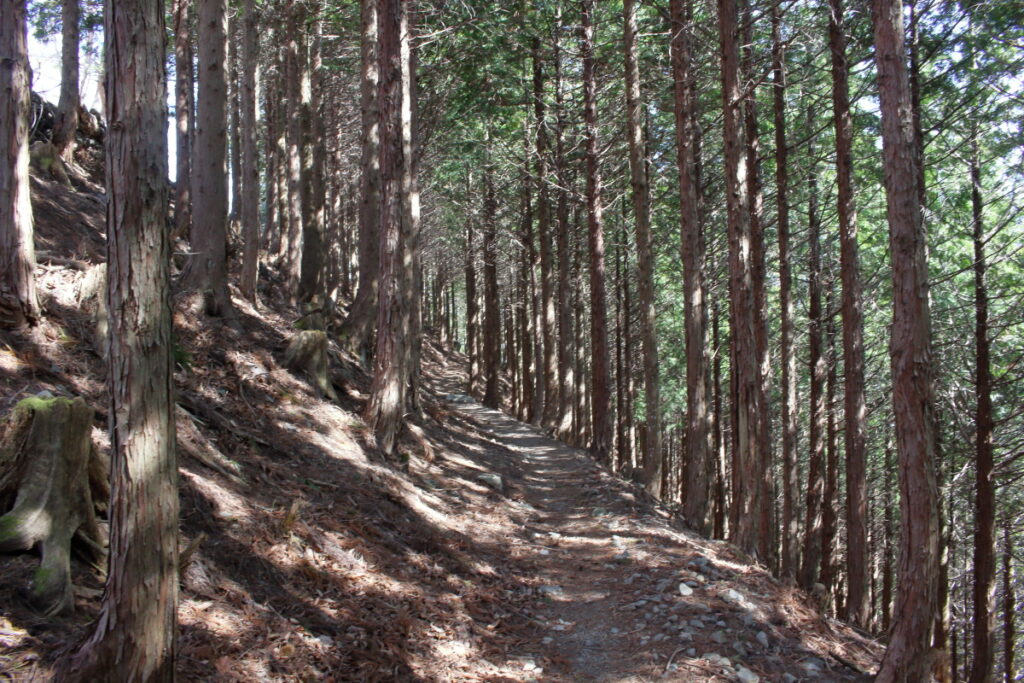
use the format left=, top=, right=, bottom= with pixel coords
left=285, top=330, right=338, bottom=402
left=0, top=395, right=105, bottom=615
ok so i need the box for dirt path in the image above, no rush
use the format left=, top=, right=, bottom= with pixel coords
left=433, top=380, right=878, bottom=682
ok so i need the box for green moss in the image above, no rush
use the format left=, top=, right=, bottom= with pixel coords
left=14, top=395, right=73, bottom=415
left=31, top=566, right=55, bottom=587
left=0, top=513, right=22, bottom=540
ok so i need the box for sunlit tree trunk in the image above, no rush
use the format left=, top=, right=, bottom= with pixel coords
left=0, top=0, right=38, bottom=328
left=173, top=0, right=193, bottom=242
left=872, top=0, right=941, bottom=677
left=52, top=0, right=80, bottom=162
left=719, top=0, right=766, bottom=561
left=553, top=22, right=574, bottom=441
left=65, top=0, right=177, bottom=677
left=239, top=0, right=260, bottom=302
left=184, top=0, right=233, bottom=316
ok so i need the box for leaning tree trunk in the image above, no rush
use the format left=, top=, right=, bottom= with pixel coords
left=0, top=396, right=105, bottom=616
left=64, top=0, right=178, bottom=677
left=0, top=0, right=39, bottom=328
left=872, top=0, right=941, bottom=678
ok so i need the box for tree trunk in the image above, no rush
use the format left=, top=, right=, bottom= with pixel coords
left=65, top=0, right=178, bottom=675
left=228, top=18, right=241, bottom=230
left=800, top=136, right=826, bottom=591
left=239, top=0, right=260, bottom=302
left=533, top=40, right=558, bottom=430
left=299, top=7, right=326, bottom=305
left=719, top=0, right=766, bottom=562
left=482, top=155, right=500, bottom=408
left=772, top=0, right=798, bottom=580
left=883, top=441, right=894, bottom=631
left=0, top=0, right=39, bottom=328
left=465, top=192, right=479, bottom=397
left=581, top=0, right=612, bottom=466
left=872, top=0, right=941, bottom=677
left=624, top=0, right=661, bottom=496
left=340, top=0, right=380, bottom=358
left=1002, top=521, right=1015, bottom=683
left=52, top=0, right=80, bottom=161
left=282, top=0, right=305, bottom=302
left=820, top=294, right=839, bottom=604
left=671, top=0, right=710, bottom=532
left=184, top=0, right=233, bottom=317
left=828, top=0, right=869, bottom=626
left=969, top=136, right=995, bottom=683
left=173, top=0, right=194, bottom=243
left=363, top=0, right=409, bottom=457
left=553, top=25, right=574, bottom=441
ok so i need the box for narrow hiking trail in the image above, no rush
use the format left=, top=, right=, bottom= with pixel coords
left=425, top=360, right=880, bottom=682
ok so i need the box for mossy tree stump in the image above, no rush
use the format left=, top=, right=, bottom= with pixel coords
left=285, top=330, right=338, bottom=402
left=0, top=395, right=105, bottom=615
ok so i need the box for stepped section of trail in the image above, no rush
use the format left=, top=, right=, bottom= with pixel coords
left=427, top=361, right=879, bottom=682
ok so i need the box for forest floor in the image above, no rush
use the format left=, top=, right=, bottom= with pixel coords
left=1, top=171, right=882, bottom=681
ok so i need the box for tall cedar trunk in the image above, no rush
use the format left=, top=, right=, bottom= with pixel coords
left=263, top=58, right=280, bottom=253
left=518, top=162, right=534, bottom=421
left=573, top=215, right=587, bottom=446
left=829, top=0, right=869, bottom=626
left=299, top=9, right=326, bottom=304
left=533, top=40, right=559, bottom=429
left=712, top=299, right=726, bottom=538
left=465, top=196, right=479, bottom=397
left=342, top=0, right=380, bottom=357
left=872, top=0, right=941, bottom=677
left=772, top=0, right=798, bottom=579
left=0, top=0, right=39, bottom=328
left=482, top=157, right=501, bottom=408
left=283, top=1, right=305, bottom=302
left=581, top=0, right=612, bottom=465
left=624, top=0, right=661, bottom=496
left=620, top=236, right=635, bottom=469
left=820, top=294, right=839, bottom=603
left=228, top=20, right=241, bottom=228
left=671, top=0, right=711, bottom=532
left=174, top=0, right=193, bottom=242
left=554, top=25, right=574, bottom=441
left=719, top=0, right=765, bottom=561
left=363, top=0, right=407, bottom=457
left=399, top=0, right=420, bottom=413
left=800, top=140, right=826, bottom=591
left=883, top=441, right=894, bottom=631
left=741, top=0, right=773, bottom=566
left=239, top=0, right=259, bottom=302
left=615, top=238, right=626, bottom=464
left=1003, top=522, right=1015, bottom=683
left=185, top=0, right=233, bottom=316
left=969, top=137, right=995, bottom=683
left=65, top=0, right=177, bottom=676
left=52, top=0, right=80, bottom=161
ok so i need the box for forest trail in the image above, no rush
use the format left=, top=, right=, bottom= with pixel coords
left=424, top=361, right=879, bottom=682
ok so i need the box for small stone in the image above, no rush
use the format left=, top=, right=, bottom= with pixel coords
left=711, top=630, right=727, bottom=644
left=756, top=631, right=769, bottom=648
left=610, top=627, right=619, bottom=634
left=735, top=666, right=760, bottom=683
left=721, top=588, right=747, bottom=608
left=716, top=620, right=727, bottom=627
left=678, top=582, right=694, bottom=597
left=686, top=648, right=696, bottom=657
left=476, top=473, right=504, bottom=492
left=538, top=585, right=564, bottom=597
left=653, top=633, right=665, bottom=642
left=690, top=619, right=704, bottom=629
left=542, top=636, right=553, bottom=644
left=802, top=657, right=826, bottom=673
left=732, top=641, right=747, bottom=656
left=781, top=674, right=798, bottom=683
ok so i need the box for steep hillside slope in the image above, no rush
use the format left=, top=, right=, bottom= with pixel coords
left=0, top=175, right=881, bottom=681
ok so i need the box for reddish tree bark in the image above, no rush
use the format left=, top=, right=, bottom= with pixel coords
left=580, top=0, right=612, bottom=465
left=0, top=0, right=39, bottom=328
left=872, top=0, right=941, bottom=677
left=52, top=0, right=80, bottom=161
left=173, top=0, right=193, bottom=242
left=64, top=0, right=177, bottom=676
